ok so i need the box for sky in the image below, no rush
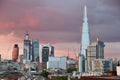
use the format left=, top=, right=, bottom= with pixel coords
left=0, top=0, right=120, bottom=59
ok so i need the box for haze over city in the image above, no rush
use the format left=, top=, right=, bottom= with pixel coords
left=0, top=0, right=120, bottom=59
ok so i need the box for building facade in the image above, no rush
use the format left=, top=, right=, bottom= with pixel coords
left=92, top=59, right=113, bottom=73
left=79, top=5, right=90, bottom=72
left=23, top=34, right=32, bottom=61
left=47, top=56, right=67, bottom=70
left=41, top=46, right=49, bottom=63
left=12, top=44, right=19, bottom=61
left=86, top=39, right=105, bottom=71
left=32, top=39, right=39, bottom=61
left=96, top=39, right=105, bottom=59
left=40, top=44, right=54, bottom=63
left=87, top=45, right=97, bottom=71
left=67, top=58, right=77, bottom=68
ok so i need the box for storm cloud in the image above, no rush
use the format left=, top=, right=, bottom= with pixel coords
left=0, top=0, right=120, bottom=43
left=0, top=0, right=120, bottom=59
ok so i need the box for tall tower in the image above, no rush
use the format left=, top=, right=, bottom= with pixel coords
left=96, top=38, right=105, bottom=59
left=23, top=33, right=31, bottom=61
left=32, top=39, right=39, bottom=62
left=12, top=44, right=19, bottom=61
left=79, top=5, right=90, bottom=72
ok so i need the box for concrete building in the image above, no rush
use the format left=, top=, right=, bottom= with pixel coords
left=87, top=45, right=97, bottom=71
left=79, top=5, right=90, bottom=72
left=86, top=38, right=105, bottom=71
left=32, top=39, right=39, bottom=62
left=67, top=58, right=77, bottom=68
left=92, top=59, right=113, bottom=73
left=23, top=33, right=32, bottom=61
left=116, top=66, right=120, bottom=76
left=47, top=56, right=67, bottom=70
left=87, top=38, right=105, bottom=71
left=12, top=44, right=19, bottom=61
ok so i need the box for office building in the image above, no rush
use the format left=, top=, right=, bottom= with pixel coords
left=47, top=56, right=67, bottom=70
left=87, top=38, right=105, bottom=71
left=0, top=54, right=1, bottom=62
left=67, top=58, right=77, bottom=68
left=92, top=59, right=113, bottom=73
left=32, top=39, right=39, bottom=61
left=12, top=44, right=19, bottom=61
left=117, top=65, right=120, bottom=76
left=87, top=45, right=96, bottom=71
left=51, top=46, right=54, bottom=56
left=23, top=33, right=32, bottom=61
left=96, top=38, right=105, bottom=59
left=19, top=55, right=24, bottom=63
left=40, top=44, right=54, bottom=63
left=39, top=44, right=54, bottom=69
left=79, top=5, right=90, bottom=72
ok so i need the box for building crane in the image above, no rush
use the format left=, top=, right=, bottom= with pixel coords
left=72, top=47, right=79, bottom=68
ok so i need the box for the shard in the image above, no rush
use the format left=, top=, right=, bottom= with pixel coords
left=79, top=5, right=90, bottom=72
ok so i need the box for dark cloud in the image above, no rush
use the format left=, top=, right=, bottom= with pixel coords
left=0, top=0, right=120, bottom=43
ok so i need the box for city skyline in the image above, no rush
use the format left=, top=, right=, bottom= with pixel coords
left=0, top=0, right=120, bottom=59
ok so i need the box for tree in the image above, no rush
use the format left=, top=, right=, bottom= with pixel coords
left=67, top=68, right=77, bottom=73
left=53, top=76, right=67, bottom=80
left=40, top=70, right=50, bottom=78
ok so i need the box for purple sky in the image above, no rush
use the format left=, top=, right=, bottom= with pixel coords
left=0, top=0, right=120, bottom=59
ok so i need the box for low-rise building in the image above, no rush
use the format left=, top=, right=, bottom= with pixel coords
left=47, top=56, right=67, bottom=70
left=92, top=59, right=113, bottom=73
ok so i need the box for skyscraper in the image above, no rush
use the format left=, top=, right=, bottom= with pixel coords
left=40, top=44, right=54, bottom=69
left=12, top=44, right=19, bottom=61
left=41, top=46, right=49, bottom=63
left=51, top=46, right=54, bottom=56
left=86, top=38, right=105, bottom=71
left=87, top=45, right=97, bottom=71
left=96, top=38, right=105, bottom=59
left=32, top=39, right=39, bottom=61
left=79, top=5, right=90, bottom=72
left=23, top=33, right=31, bottom=61
left=40, top=44, right=54, bottom=63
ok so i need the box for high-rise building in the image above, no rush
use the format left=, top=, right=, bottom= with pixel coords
left=79, top=5, right=90, bottom=72
left=40, top=44, right=54, bottom=69
left=87, top=38, right=105, bottom=71
left=40, top=44, right=54, bottom=62
left=12, top=44, right=19, bottom=61
left=41, top=46, right=49, bottom=63
left=51, top=46, right=54, bottom=56
left=87, top=45, right=96, bottom=71
left=23, top=33, right=32, bottom=61
left=96, top=38, right=105, bottom=59
left=0, top=54, right=1, bottom=62
left=32, top=39, right=39, bottom=61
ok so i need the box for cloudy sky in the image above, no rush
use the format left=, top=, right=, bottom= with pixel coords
left=0, top=0, right=120, bottom=59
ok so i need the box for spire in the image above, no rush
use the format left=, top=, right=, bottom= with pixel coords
left=25, top=33, right=29, bottom=40
left=79, top=5, right=90, bottom=72
left=84, top=5, right=88, bottom=22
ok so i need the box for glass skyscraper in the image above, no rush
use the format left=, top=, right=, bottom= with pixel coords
left=40, top=44, right=54, bottom=62
left=42, top=46, right=49, bottom=62
left=23, top=34, right=31, bottom=61
left=79, top=6, right=90, bottom=72
left=32, top=39, right=39, bottom=61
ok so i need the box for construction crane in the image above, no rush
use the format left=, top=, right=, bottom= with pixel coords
left=72, top=47, right=79, bottom=69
